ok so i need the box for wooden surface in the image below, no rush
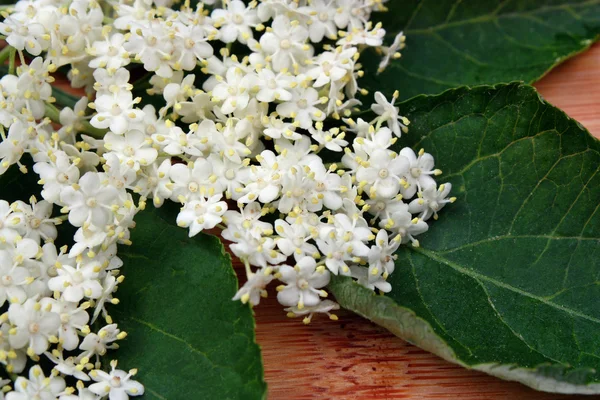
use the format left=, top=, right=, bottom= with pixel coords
left=245, top=43, right=600, bottom=400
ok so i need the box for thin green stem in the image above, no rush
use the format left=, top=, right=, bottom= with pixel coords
left=44, top=103, right=107, bottom=139
left=8, top=47, right=16, bottom=75
left=44, top=103, right=61, bottom=123
left=0, top=45, right=13, bottom=67
left=80, top=121, right=107, bottom=139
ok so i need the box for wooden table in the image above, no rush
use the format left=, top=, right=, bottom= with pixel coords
left=247, top=43, right=600, bottom=400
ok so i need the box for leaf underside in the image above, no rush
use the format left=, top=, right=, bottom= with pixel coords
left=111, top=204, right=267, bottom=400
left=330, top=83, right=600, bottom=394
left=364, top=0, right=600, bottom=100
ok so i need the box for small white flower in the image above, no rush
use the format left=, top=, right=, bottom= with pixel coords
left=408, top=183, right=455, bottom=221
left=211, top=0, right=259, bottom=44
left=255, top=68, right=294, bottom=103
left=211, top=67, right=255, bottom=114
left=300, top=0, right=337, bottom=42
left=6, top=365, right=65, bottom=400
left=47, top=258, right=103, bottom=303
left=259, top=15, right=312, bottom=72
left=8, top=298, right=61, bottom=354
left=90, top=92, right=144, bottom=135
left=12, top=199, right=57, bottom=243
left=371, top=91, right=410, bottom=137
left=380, top=202, right=428, bottom=246
left=276, top=87, right=325, bottom=129
left=79, top=324, right=122, bottom=357
left=399, top=147, right=440, bottom=198
left=89, top=360, right=144, bottom=399
left=176, top=195, right=228, bottom=237
left=284, top=299, right=339, bottom=324
left=276, top=257, right=329, bottom=308
left=378, top=31, right=406, bottom=73
left=88, top=33, right=131, bottom=70
left=60, top=172, right=120, bottom=228
left=104, top=130, right=158, bottom=171
left=0, top=200, right=25, bottom=243
left=232, top=266, right=274, bottom=306
left=356, top=149, right=410, bottom=199
left=40, top=297, right=89, bottom=351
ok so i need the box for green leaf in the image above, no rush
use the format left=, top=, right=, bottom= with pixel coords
left=366, top=0, right=600, bottom=100
left=330, top=83, right=600, bottom=394
left=111, top=204, right=267, bottom=400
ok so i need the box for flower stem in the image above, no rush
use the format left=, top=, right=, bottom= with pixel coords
left=0, top=45, right=13, bottom=67
left=8, top=47, right=16, bottom=75
left=44, top=103, right=107, bottom=139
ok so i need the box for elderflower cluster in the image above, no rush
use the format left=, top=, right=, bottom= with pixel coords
left=0, top=0, right=455, bottom=397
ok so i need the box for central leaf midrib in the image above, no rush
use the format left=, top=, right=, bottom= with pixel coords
left=411, top=247, right=600, bottom=325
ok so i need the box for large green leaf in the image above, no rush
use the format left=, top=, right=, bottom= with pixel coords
left=112, top=204, right=267, bottom=400
left=330, top=83, right=600, bottom=394
left=366, top=0, right=600, bottom=100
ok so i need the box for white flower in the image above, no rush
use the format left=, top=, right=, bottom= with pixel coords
left=0, top=253, right=30, bottom=306
left=13, top=200, right=58, bottom=243
left=209, top=154, right=250, bottom=200
left=93, top=68, right=132, bottom=96
left=90, top=92, right=144, bottom=135
left=123, top=20, right=174, bottom=77
left=138, top=158, right=174, bottom=207
left=40, top=298, right=89, bottom=351
left=104, top=130, right=158, bottom=171
left=8, top=299, right=61, bottom=354
left=306, top=47, right=356, bottom=88
left=88, top=33, right=131, bottom=70
left=356, top=149, right=410, bottom=199
left=360, top=229, right=401, bottom=292
left=408, top=183, right=455, bottom=221
left=169, top=159, right=221, bottom=202
left=222, top=203, right=273, bottom=239
left=284, top=299, right=339, bottom=324
left=6, top=365, right=66, bottom=400
left=176, top=195, right=228, bottom=237
left=0, top=123, right=27, bottom=174
left=371, top=91, right=410, bottom=137
left=380, top=202, right=428, bottom=246
left=0, top=16, right=48, bottom=55
left=173, top=24, right=214, bottom=70
left=60, top=172, right=120, bottom=228
left=309, top=125, right=348, bottom=153
left=211, top=67, right=255, bottom=114
left=274, top=219, right=318, bottom=261
left=0, top=200, right=25, bottom=243
left=211, top=0, right=259, bottom=44
left=48, top=258, right=103, bottom=303
left=399, top=148, right=441, bottom=198
left=89, top=360, right=144, bottom=399
left=79, top=324, right=122, bottom=357
left=300, top=0, right=337, bottom=42
left=232, top=267, right=273, bottom=306
left=276, top=257, right=329, bottom=308
left=162, top=74, right=196, bottom=114
left=276, top=87, right=325, bottom=129
left=255, top=68, right=294, bottom=103
left=378, top=31, right=406, bottom=73
left=259, top=15, right=312, bottom=72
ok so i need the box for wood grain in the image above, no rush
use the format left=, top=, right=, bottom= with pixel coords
left=246, top=43, right=600, bottom=400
